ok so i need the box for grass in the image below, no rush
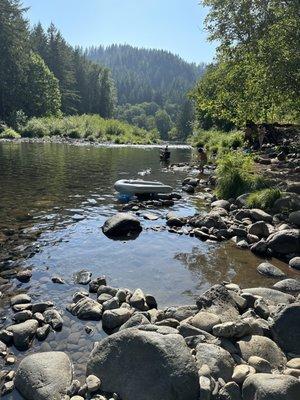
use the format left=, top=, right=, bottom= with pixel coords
left=0, top=127, right=21, bottom=139
left=20, top=114, right=159, bottom=144
left=189, top=129, right=245, bottom=155
left=215, top=151, right=267, bottom=199
left=246, top=188, right=282, bottom=210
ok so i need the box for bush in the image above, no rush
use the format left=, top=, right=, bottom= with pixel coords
left=0, top=127, right=21, bottom=139
left=21, top=118, right=50, bottom=137
left=215, top=151, right=266, bottom=199
left=189, top=129, right=245, bottom=155
left=247, top=188, right=282, bottom=210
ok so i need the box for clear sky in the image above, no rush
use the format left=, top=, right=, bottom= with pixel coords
left=22, top=0, right=216, bottom=64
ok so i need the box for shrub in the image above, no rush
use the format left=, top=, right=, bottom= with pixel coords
left=189, top=129, right=245, bottom=155
left=247, top=188, right=282, bottom=210
left=215, top=151, right=265, bottom=199
left=21, top=118, right=50, bottom=137
left=0, top=128, right=21, bottom=139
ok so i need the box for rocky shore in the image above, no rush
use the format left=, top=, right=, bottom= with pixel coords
left=1, top=275, right=299, bottom=399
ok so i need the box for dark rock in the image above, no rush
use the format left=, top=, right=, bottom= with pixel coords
left=10, top=294, right=31, bottom=306
left=257, top=262, right=286, bottom=278
left=272, top=303, right=300, bottom=354
left=70, top=297, right=103, bottom=320
left=7, top=319, right=38, bottom=350
left=266, top=229, right=300, bottom=255
left=289, top=257, right=300, bottom=270
left=89, top=276, right=107, bottom=293
left=44, top=309, right=63, bottom=330
left=102, top=308, right=133, bottom=331
left=87, top=329, right=199, bottom=400
left=273, top=279, right=300, bottom=293
left=102, top=213, right=142, bottom=238
left=16, top=269, right=32, bottom=283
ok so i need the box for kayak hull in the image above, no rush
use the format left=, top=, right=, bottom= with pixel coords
left=114, top=179, right=173, bottom=194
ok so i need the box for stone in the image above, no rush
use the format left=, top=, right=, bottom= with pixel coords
left=72, top=291, right=89, bottom=303
left=266, top=229, right=300, bottom=255
left=97, top=293, right=113, bottom=304
left=249, top=209, right=272, bottom=223
left=97, top=285, right=118, bottom=297
left=145, top=294, right=157, bottom=309
left=254, top=298, right=270, bottom=319
left=10, top=293, right=31, bottom=306
left=242, top=287, right=294, bottom=305
left=1, top=381, right=14, bottom=396
left=273, top=279, right=300, bottom=293
left=272, top=303, right=300, bottom=354
left=289, top=257, right=300, bottom=270
left=196, top=285, right=239, bottom=322
left=159, top=305, right=198, bottom=322
left=16, top=269, right=32, bottom=282
left=211, top=200, right=230, bottom=210
left=52, top=276, right=65, bottom=284
left=102, top=297, right=119, bottom=311
left=237, top=335, right=286, bottom=370
left=196, top=343, right=235, bottom=382
left=7, top=319, right=38, bottom=350
left=289, top=211, right=300, bottom=227
left=242, top=373, right=300, bottom=400
left=188, top=311, right=221, bottom=332
left=218, top=381, right=241, bottom=400
left=257, top=262, right=285, bottom=278
left=89, top=276, right=106, bottom=293
left=102, top=308, right=133, bottom=331
left=273, top=193, right=300, bottom=213
left=212, top=320, right=252, bottom=339
left=129, top=288, right=148, bottom=310
left=248, top=356, right=271, bottom=373
left=87, top=329, right=199, bottom=400
left=199, top=375, right=211, bottom=400
left=102, top=213, right=142, bottom=238
left=74, top=269, right=92, bottom=285
left=36, top=324, right=51, bottom=341
left=70, top=297, right=103, bottom=320
left=44, top=309, right=63, bottom=330
left=119, top=313, right=150, bottom=330
left=232, top=365, right=255, bottom=384
left=67, top=380, right=81, bottom=396
left=286, top=358, right=300, bottom=369
left=15, top=352, right=72, bottom=400
left=13, top=310, right=33, bottom=323
left=31, top=301, right=53, bottom=313
left=248, top=222, right=270, bottom=238
left=86, top=375, right=101, bottom=392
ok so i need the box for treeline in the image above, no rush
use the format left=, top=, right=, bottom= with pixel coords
left=86, top=44, right=205, bottom=106
left=0, top=0, right=116, bottom=125
left=191, top=0, right=300, bottom=130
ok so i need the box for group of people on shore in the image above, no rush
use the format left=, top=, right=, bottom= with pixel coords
left=160, top=144, right=207, bottom=173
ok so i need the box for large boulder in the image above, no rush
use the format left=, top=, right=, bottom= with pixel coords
left=242, top=373, right=300, bottom=400
left=242, top=287, right=295, bottom=305
left=15, top=352, right=73, bottom=400
left=102, top=213, right=142, bottom=238
left=266, top=229, right=300, bottom=255
left=86, top=329, right=199, bottom=400
left=272, top=303, right=300, bottom=354
left=7, top=319, right=38, bottom=350
left=248, top=222, right=270, bottom=238
left=273, top=193, right=300, bottom=213
left=237, top=335, right=286, bottom=370
left=249, top=209, right=272, bottom=223
left=196, top=343, right=235, bottom=382
left=273, top=279, right=300, bottom=293
left=196, top=285, right=240, bottom=322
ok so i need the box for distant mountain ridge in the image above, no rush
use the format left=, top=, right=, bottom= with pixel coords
left=86, top=44, right=205, bottom=105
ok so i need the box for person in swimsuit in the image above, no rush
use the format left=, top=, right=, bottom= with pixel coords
left=197, top=147, right=207, bottom=173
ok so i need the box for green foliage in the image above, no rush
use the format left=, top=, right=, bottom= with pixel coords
left=247, top=188, right=282, bottom=210
left=21, top=115, right=159, bottom=144
left=215, top=151, right=265, bottom=199
left=189, top=129, right=245, bottom=155
left=0, top=127, right=21, bottom=139
left=192, top=1, right=300, bottom=127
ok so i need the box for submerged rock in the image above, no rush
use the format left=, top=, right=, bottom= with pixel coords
left=15, top=352, right=72, bottom=400
left=7, top=319, right=38, bottom=350
left=87, top=329, right=199, bottom=400
left=257, top=262, right=285, bottom=278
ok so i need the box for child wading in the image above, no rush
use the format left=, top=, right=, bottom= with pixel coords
left=197, top=146, right=207, bottom=173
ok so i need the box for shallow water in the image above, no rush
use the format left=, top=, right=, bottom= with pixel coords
left=0, top=142, right=298, bottom=398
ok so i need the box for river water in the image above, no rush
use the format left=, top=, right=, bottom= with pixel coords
left=0, top=141, right=296, bottom=397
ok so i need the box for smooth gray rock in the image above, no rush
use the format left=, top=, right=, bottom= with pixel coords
left=211, top=200, right=230, bottom=210
left=273, top=279, right=300, bottom=293
left=129, top=288, right=148, bottom=310
left=87, top=329, right=199, bottom=400
left=70, top=297, right=103, bottom=320
left=266, top=229, right=300, bottom=255
left=15, top=352, right=72, bottom=400
left=218, top=381, right=241, bottom=400
left=289, top=211, right=300, bottom=227
left=289, top=257, right=300, bottom=270
left=196, top=343, right=235, bottom=382
left=73, top=269, right=92, bottom=285
left=102, top=308, right=133, bottom=330
left=249, top=209, right=272, bottom=223
left=188, top=311, right=221, bottom=333
left=159, top=305, right=198, bottom=322
left=196, top=285, right=240, bottom=322
left=44, top=309, right=63, bottom=330
left=242, top=287, right=294, bottom=305
left=248, top=222, right=270, bottom=238
left=257, top=262, right=285, bottom=278
left=10, top=294, right=31, bottom=306
left=212, top=320, right=252, bottom=339
left=7, top=319, right=38, bottom=350
left=119, top=313, right=150, bottom=330
left=242, top=373, right=300, bottom=400
left=102, top=213, right=142, bottom=237
left=272, top=303, right=300, bottom=354
left=237, top=335, right=286, bottom=370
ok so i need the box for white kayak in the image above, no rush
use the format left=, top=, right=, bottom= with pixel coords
left=114, top=179, right=173, bottom=194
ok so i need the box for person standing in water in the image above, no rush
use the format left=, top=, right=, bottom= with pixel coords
left=160, top=144, right=170, bottom=161
left=197, top=146, right=207, bottom=173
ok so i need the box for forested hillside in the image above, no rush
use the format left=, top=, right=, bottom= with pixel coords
left=0, top=0, right=116, bottom=125
left=86, top=44, right=205, bottom=106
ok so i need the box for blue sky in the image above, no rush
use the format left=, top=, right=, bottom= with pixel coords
left=22, top=0, right=216, bottom=64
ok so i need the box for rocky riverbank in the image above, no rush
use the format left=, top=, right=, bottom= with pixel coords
left=1, top=276, right=299, bottom=399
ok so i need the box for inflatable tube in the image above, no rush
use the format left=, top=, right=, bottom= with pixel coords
left=114, top=179, right=173, bottom=195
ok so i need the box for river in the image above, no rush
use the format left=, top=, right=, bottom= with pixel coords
left=0, top=141, right=295, bottom=397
